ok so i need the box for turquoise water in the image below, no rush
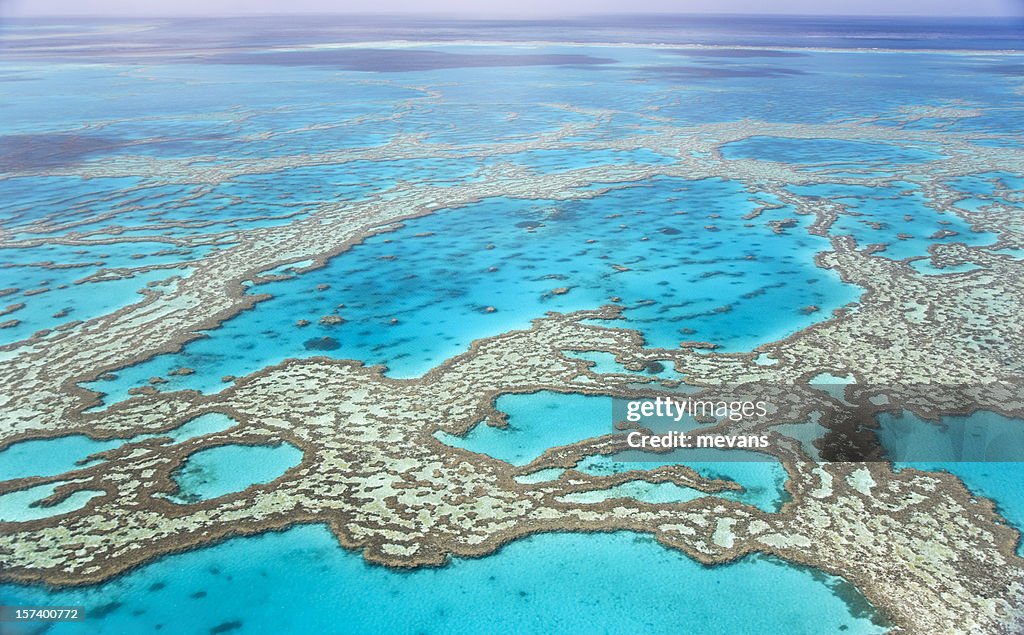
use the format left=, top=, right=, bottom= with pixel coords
left=166, top=442, right=304, bottom=503
left=944, top=172, right=1024, bottom=220
left=0, top=413, right=251, bottom=518
left=157, top=413, right=239, bottom=444
left=0, top=526, right=888, bottom=635
left=993, top=248, right=1024, bottom=260
left=0, top=435, right=123, bottom=481
left=947, top=172, right=1024, bottom=198
left=85, top=177, right=860, bottom=402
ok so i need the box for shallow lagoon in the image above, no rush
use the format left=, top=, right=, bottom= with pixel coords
left=86, top=176, right=860, bottom=402
left=166, top=442, right=304, bottom=503
left=0, top=434, right=123, bottom=482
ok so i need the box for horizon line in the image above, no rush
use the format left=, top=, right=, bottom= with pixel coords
left=3, top=11, right=1021, bottom=19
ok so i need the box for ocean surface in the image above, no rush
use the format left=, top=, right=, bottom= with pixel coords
left=2, top=14, right=1024, bottom=634
left=0, top=527, right=888, bottom=635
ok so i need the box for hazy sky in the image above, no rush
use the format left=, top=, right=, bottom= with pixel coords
left=4, top=0, right=1023, bottom=17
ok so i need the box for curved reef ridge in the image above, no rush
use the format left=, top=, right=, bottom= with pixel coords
left=2, top=103, right=1024, bottom=635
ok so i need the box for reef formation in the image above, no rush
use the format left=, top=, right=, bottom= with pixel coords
left=1, top=75, right=1024, bottom=634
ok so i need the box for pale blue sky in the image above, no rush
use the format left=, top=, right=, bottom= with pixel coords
left=4, top=0, right=1023, bottom=17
